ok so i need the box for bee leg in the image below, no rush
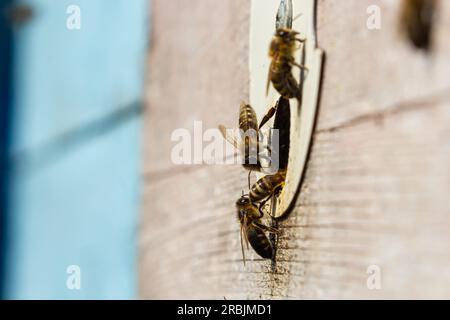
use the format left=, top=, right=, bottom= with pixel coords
left=258, top=196, right=272, bottom=218
left=259, top=100, right=279, bottom=130
left=258, top=107, right=276, bottom=130
left=257, top=204, right=265, bottom=218
left=247, top=171, right=252, bottom=190
left=289, top=59, right=308, bottom=71
left=266, top=185, right=284, bottom=219
left=253, top=221, right=280, bottom=234
left=293, top=13, right=303, bottom=22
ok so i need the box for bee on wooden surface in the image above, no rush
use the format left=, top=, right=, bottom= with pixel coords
left=400, top=0, right=436, bottom=50
left=219, top=102, right=279, bottom=186
left=249, top=170, right=286, bottom=216
left=267, top=28, right=307, bottom=100
left=236, top=195, right=278, bottom=263
left=219, top=103, right=260, bottom=173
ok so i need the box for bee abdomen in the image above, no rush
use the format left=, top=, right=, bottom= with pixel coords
left=250, top=172, right=286, bottom=202
left=247, top=227, right=273, bottom=259
left=239, top=103, right=260, bottom=169
left=269, top=34, right=301, bottom=99
left=271, top=70, right=300, bottom=99
left=239, top=103, right=258, bottom=132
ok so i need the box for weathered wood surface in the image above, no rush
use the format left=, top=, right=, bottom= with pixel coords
left=140, top=0, right=450, bottom=299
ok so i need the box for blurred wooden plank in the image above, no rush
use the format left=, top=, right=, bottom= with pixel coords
left=140, top=0, right=450, bottom=299
left=143, top=0, right=251, bottom=174
left=315, top=0, right=450, bottom=131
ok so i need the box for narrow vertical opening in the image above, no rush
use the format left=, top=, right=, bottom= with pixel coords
left=269, top=97, right=290, bottom=265
left=273, top=97, right=291, bottom=171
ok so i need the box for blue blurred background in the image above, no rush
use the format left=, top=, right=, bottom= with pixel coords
left=0, top=0, right=148, bottom=299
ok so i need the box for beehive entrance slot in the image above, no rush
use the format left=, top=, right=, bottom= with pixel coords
left=271, top=97, right=291, bottom=172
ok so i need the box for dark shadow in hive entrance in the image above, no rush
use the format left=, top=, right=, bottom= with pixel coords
left=269, top=97, right=290, bottom=268
left=270, top=97, right=291, bottom=172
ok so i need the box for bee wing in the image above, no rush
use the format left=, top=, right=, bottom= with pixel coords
left=242, top=215, right=250, bottom=250
left=253, top=221, right=280, bottom=234
left=240, top=223, right=246, bottom=266
left=266, top=66, right=271, bottom=97
left=219, top=125, right=240, bottom=149
left=276, top=0, right=293, bottom=29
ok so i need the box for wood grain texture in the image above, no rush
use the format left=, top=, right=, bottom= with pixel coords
left=140, top=0, right=450, bottom=299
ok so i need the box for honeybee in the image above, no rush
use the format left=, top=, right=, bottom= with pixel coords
left=239, top=172, right=288, bottom=224
left=219, top=102, right=277, bottom=187
left=236, top=195, right=278, bottom=262
left=400, top=0, right=435, bottom=50
left=267, top=28, right=307, bottom=100
left=219, top=103, right=260, bottom=172
left=249, top=170, right=287, bottom=216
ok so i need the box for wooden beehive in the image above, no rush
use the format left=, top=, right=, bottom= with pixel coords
left=140, top=0, right=450, bottom=299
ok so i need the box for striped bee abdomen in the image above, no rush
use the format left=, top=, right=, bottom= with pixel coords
left=249, top=171, right=286, bottom=203
left=239, top=103, right=258, bottom=132
left=239, top=103, right=260, bottom=169
left=247, top=226, right=273, bottom=259
left=271, top=70, right=300, bottom=99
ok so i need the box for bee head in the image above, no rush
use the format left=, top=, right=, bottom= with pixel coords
left=236, top=195, right=251, bottom=220
left=276, top=28, right=288, bottom=37
left=236, top=195, right=260, bottom=222
left=236, top=195, right=250, bottom=207
left=275, top=28, right=299, bottom=41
